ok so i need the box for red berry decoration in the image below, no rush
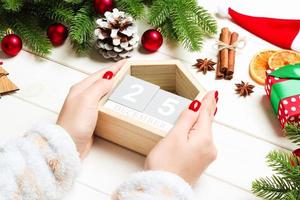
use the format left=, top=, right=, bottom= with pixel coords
left=293, top=148, right=300, bottom=157
left=47, top=23, right=68, bottom=46
left=141, top=29, right=163, bottom=52
left=1, top=30, right=22, bottom=57
left=94, top=0, right=114, bottom=15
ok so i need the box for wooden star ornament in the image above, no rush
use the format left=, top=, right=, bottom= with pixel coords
left=0, top=63, right=19, bottom=96
left=193, top=58, right=216, bottom=74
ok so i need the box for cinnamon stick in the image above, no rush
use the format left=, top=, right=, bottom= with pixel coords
left=216, top=32, right=224, bottom=79
left=220, top=28, right=230, bottom=73
left=226, top=32, right=239, bottom=77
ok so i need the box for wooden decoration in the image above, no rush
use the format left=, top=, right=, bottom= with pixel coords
left=0, top=66, right=19, bottom=95
left=95, top=60, right=206, bottom=155
left=0, top=67, right=9, bottom=76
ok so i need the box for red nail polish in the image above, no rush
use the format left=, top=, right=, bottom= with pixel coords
left=189, top=100, right=201, bottom=112
left=103, top=71, right=113, bottom=80
left=214, top=108, right=218, bottom=116
left=215, top=91, right=219, bottom=99
left=216, top=98, right=219, bottom=103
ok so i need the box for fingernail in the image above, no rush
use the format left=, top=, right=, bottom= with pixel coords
left=216, top=97, right=219, bottom=103
left=103, top=71, right=114, bottom=80
left=214, top=91, right=219, bottom=99
left=189, top=100, right=201, bottom=112
left=214, top=108, right=218, bottom=116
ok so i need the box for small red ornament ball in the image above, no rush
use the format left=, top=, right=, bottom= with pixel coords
left=1, top=34, right=22, bottom=57
left=94, top=0, right=114, bottom=15
left=47, top=23, right=68, bottom=46
left=141, top=29, right=163, bottom=52
left=293, top=148, right=300, bottom=157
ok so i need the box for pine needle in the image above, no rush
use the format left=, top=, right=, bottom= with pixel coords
left=171, top=0, right=203, bottom=51
left=69, top=5, right=95, bottom=54
left=116, top=0, right=145, bottom=19
left=252, top=175, right=294, bottom=200
left=284, top=123, right=300, bottom=146
left=194, top=5, right=217, bottom=36
left=1, top=0, right=23, bottom=12
left=148, top=0, right=169, bottom=26
left=11, top=17, right=52, bottom=56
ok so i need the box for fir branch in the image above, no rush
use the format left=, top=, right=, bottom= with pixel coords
left=44, top=2, right=74, bottom=25
left=284, top=123, right=300, bottom=146
left=194, top=5, right=217, bottom=36
left=283, top=191, right=300, bottom=200
left=267, top=151, right=300, bottom=184
left=171, top=0, right=203, bottom=51
left=1, top=0, right=23, bottom=12
left=0, top=29, right=6, bottom=40
left=160, top=18, right=177, bottom=41
left=70, top=39, right=92, bottom=55
left=64, top=0, right=82, bottom=4
left=148, top=0, right=169, bottom=26
left=252, top=175, right=294, bottom=200
left=0, top=12, right=9, bottom=38
left=69, top=5, right=95, bottom=54
left=115, top=0, right=144, bottom=19
left=10, top=17, right=52, bottom=56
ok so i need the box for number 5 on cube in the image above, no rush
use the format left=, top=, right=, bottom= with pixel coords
left=145, top=90, right=191, bottom=124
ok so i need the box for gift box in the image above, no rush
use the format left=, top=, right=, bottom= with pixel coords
left=265, top=63, right=300, bottom=127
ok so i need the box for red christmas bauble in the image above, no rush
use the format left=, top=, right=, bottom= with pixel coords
left=293, top=148, right=300, bottom=157
left=47, top=23, right=68, bottom=46
left=141, top=29, right=163, bottom=52
left=94, top=0, right=114, bottom=15
left=1, top=34, right=22, bottom=57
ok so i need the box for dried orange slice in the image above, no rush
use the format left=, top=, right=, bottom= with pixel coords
left=268, top=50, right=300, bottom=69
left=249, top=50, right=277, bottom=85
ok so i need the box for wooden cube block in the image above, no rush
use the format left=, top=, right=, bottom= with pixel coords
left=144, top=90, right=191, bottom=124
left=95, top=60, right=206, bottom=155
left=109, top=75, right=159, bottom=112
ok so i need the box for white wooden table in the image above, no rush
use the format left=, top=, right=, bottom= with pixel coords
left=1, top=1, right=299, bottom=199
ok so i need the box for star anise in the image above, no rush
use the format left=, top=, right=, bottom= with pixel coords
left=193, top=58, right=216, bottom=74
left=235, top=81, right=255, bottom=97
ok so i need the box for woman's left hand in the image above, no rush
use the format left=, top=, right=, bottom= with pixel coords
left=57, top=60, right=126, bottom=159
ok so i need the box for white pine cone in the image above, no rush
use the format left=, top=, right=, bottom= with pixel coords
left=94, top=8, right=139, bottom=61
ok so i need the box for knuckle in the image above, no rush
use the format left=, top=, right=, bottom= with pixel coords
left=210, top=147, right=218, bottom=161
left=69, top=84, right=78, bottom=93
left=201, top=135, right=212, bottom=145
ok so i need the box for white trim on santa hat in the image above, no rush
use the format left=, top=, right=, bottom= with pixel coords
left=217, top=4, right=230, bottom=18
left=291, top=29, right=300, bottom=52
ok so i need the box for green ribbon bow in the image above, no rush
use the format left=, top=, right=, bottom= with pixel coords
left=270, top=63, right=300, bottom=114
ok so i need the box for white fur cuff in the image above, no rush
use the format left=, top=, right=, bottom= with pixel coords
left=115, top=171, right=194, bottom=200
left=28, top=123, right=81, bottom=176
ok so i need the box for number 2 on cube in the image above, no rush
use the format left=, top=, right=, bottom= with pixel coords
left=122, top=84, right=144, bottom=103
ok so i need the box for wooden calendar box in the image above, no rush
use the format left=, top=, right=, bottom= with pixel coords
left=95, top=60, right=206, bottom=155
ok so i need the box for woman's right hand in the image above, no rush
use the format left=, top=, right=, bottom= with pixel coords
left=145, top=91, right=218, bottom=185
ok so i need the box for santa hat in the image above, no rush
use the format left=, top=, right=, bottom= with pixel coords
left=218, top=6, right=300, bottom=52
